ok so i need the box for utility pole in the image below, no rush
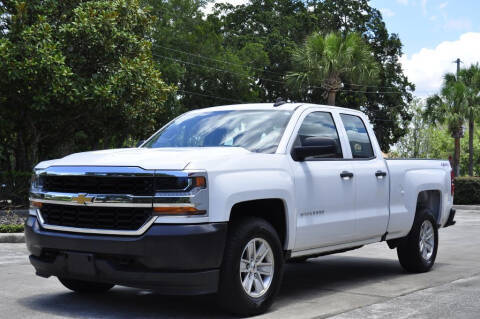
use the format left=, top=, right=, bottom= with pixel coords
left=452, top=58, right=463, bottom=177
left=454, top=58, right=462, bottom=78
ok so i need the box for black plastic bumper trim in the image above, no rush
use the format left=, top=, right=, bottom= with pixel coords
left=25, top=216, right=227, bottom=295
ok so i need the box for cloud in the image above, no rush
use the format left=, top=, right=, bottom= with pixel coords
left=444, top=18, right=473, bottom=31
left=421, top=0, right=428, bottom=15
left=380, top=8, right=395, bottom=17
left=396, top=0, right=408, bottom=5
left=438, top=2, right=448, bottom=9
left=400, top=32, right=480, bottom=97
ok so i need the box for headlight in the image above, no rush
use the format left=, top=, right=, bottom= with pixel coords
left=30, top=171, right=44, bottom=190
left=152, top=172, right=208, bottom=217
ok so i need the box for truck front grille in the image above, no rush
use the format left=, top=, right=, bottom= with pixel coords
left=40, top=204, right=152, bottom=231
left=42, top=175, right=188, bottom=195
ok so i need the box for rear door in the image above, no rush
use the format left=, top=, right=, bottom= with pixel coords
left=290, top=110, right=357, bottom=251
left=339, top=113, right=390, bottom=241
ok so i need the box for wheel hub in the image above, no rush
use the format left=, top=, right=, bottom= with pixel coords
left=419, top=220, right=435, bottom=261
left=239, top=238, right=274, bottom=298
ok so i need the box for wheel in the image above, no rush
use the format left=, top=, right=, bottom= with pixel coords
left=287, top=256, right=310, bottom=263
left=58, top=277, right=114, bottom=293
left=218, top=217, right=284, bottom=316
left=397, top=208, right=438, bottom=273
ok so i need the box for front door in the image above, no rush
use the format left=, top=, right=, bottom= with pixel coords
left=291, top=111, right=357, bottom=251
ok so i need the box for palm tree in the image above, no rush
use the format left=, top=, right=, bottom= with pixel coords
left=424, top=78, right=468, bottom=176
left=286, top=32, right=379, bottom=106
left=458, top=64, right=480, bottom=176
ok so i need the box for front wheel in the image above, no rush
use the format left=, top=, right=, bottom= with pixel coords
left=397, top=208, right=438, bottom=273
left=58, top=277, right=114, bottom=293
left=218, top=217, right=284, bottom=316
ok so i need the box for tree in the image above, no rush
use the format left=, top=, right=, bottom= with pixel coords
left=286, top=32, right=379, bottom=106
left=424, top=77, right=468, bottom=176
left=457, top=64, right=480, bottom=176
left=0, top=0, right=173, bottom=171
left=214, top=0, right=414, bottom=151
left=394, top=99, right=429, bottom=158
left=146, top=0, right=265, bottom=110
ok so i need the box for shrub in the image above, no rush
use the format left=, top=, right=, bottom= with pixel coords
left=0, top=171, right=32, bottom=208
left=454, top=177, right=480, bottom=205
left=0, top=224, right=24, bottom=233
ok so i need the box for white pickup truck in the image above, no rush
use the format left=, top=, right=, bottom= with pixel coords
left=26, top=102, right=456, bottom=315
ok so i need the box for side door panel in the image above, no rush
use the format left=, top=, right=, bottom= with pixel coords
left=339, top=114, right=390, bottom=240
left=291, top=110, right=357, bottom=251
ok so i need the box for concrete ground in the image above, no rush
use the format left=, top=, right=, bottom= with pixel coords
left=0, top=210, right=479, bottom=319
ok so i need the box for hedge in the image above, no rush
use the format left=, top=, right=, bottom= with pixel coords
left=454, top=177, right=480, bottom=205
left=0, top=224, right=24, bottom=233
left=0, top=171, right=32, bottom=208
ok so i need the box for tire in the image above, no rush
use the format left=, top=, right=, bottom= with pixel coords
left=58, top=277, right=114, bottom=293
left=287, top=256, right=310, bottom=263
left=397, top=208, right=438, bottom=273
left=218, top=217, right=284, bottom=316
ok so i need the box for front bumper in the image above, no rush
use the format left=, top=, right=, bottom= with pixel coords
left=25, top=216, right=227, bottom=295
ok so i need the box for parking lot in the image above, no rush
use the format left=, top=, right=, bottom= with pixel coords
left=1, top=210, right=479, bottom=319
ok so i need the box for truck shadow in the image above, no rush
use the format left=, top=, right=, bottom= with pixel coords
left=17, top=255, right=422, bottom=318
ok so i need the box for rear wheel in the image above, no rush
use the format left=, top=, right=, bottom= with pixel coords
left=58, top=277, right=114, bottom=293
left=218, top=217, right=284, bottom=316
left=397, top=208, right=438, bottom=273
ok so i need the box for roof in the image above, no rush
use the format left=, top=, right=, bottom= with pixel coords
left=188, top=102, right=364, bottom=115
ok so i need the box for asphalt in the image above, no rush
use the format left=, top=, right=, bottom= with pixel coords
left=0, top=210, right=479, bottom=318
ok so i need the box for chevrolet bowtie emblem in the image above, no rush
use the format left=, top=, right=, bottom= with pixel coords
left=72, top=194, right=93, bottom=205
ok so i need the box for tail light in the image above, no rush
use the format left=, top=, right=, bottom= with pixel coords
left=450, top=169, right=455, bottom=196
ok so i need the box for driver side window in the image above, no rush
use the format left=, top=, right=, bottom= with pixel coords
left=294, top=112, right=343, bottom=159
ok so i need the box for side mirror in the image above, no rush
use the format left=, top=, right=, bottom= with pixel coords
left=292, top=137, right=337, bottom=161
left=136, top=140, right=145, bottom=148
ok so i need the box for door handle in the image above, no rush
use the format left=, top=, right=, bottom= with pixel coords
left=375, top=170, right=387, bottom=178
left=340, top=171, right=354, bottom=179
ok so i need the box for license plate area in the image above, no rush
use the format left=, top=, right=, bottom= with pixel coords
left=66, top=252, right=96, bottom=276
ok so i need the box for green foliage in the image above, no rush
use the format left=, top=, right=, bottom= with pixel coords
left=0, top=224, right=24, bottom=233
left=287, top=32, right=379, bottom=106
left=204, top=0, right=413, bottom=150
left=0, top=171, right=32, bottom=207
left=0, top=0, right=173, bottom=172
left=424, top=65, right=480, bottom=175
left=454, top=177, right=480, bottom=205
left=393, top=101, right=480, bottom=176
left=0, top=0, right=420, bottom=175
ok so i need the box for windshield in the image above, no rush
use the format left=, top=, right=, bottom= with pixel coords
left=143, top=110, right=293, bottom=153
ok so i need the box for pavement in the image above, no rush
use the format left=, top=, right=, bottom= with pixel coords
left=0, top=210, right=479, bottom=318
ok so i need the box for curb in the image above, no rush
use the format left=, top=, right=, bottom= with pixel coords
left=0, top=233, right=25, bottom=243
left=453, top=205, right=480, bottom=211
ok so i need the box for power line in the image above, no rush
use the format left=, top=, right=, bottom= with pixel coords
left=154, top=53, right=403, bottom=95
left=175, top=88, right=409, bottom=115
left=176, top=89, right=245, bottom=104
left=153, top=43, right=401, bottom=90
left=153, top=43, right=283, bottom=77
left=153, top=53, right=287, bottom=85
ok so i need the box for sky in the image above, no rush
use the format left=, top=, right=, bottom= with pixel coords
left=370, top=0, right=480, bottom=97
left=209, top=0, right=480, bottom=98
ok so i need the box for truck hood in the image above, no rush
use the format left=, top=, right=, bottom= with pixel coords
left=35, top=147, right=251, bottom=170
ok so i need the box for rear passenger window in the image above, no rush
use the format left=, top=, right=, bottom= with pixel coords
left=295, top=112, right=343, bottom=159
left=340, top=114, right=374, bottom=159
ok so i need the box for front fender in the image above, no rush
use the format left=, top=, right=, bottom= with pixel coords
left=208, top=169, right=296, bottom=250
